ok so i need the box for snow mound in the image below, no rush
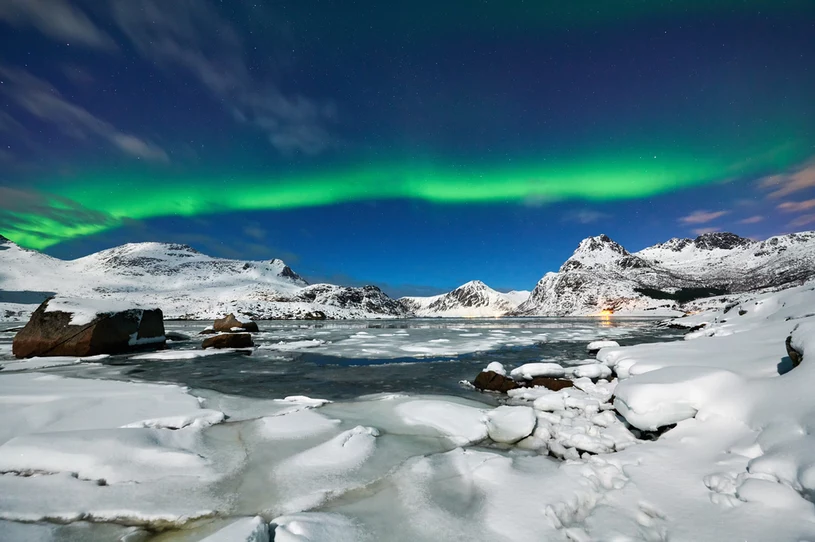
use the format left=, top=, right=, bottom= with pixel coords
left=587, top=339, right=620, bottom=352
left=484, top=361, right=506, bottom=375
left=510, top=362, right=566, bottom=380
left=486, top=406, right=536, bottom=443
left=395, top=400, right=488, bottom=446
left=272, top=512, right=364, bottom=542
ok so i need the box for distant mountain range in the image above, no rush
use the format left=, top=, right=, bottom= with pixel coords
left=515, top=231, right=815, bottom=316
left=2, top=231, right=814, bottom=321
left=0, top=236, right=407, bottom=321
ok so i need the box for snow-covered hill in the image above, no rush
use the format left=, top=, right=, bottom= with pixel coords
left=0, top=237, right=408, bottom=321
left=516, top=231, right=815, bottom=316
left=400, top=280, right=529, bottom=317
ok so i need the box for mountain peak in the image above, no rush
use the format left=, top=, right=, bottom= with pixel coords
left=575, top=234, right=628, bottom=254
left=269, top=258, right=307, bottom=284
left=692, top=232, right=753, bottom=251
left=562, top=234, right=630, bottom=270
left=458, top=279, right=488, bottom=290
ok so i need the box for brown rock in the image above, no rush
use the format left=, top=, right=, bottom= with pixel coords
left=473, top=370, right=520, bottom=392
left=202, top=332, right=254, bottom=349
left=12, top=299, right=165, bottom=358
left=473, top=371, right=575, bottom=393
left=787, top=335, right=803, bottom=367
left=213, top=314, right=259, bottom=333
left=527, top=377, right=574, bottom=391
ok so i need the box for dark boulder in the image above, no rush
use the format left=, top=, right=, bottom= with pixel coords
left=527, top=377, right=575, bottom=391
left=473, top=371, right=575, bottom=393
left=786, top=335, right=803, bottom=367
left=303, top=311, right=327, bottom=320
left=202, top=333, right=254, bottom=349
left=12, top=299, right=165, bottom=358
left=213, top=314, right=259, bottom=333
left=474, top=371, right=520, bottom=392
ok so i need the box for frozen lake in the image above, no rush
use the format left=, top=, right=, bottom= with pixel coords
left=0, top=317, right=682, bottom=401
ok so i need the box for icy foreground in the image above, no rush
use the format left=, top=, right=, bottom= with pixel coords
left=1, top=282, right=815, bottom=540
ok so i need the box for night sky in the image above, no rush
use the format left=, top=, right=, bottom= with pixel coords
left=1, top=1, right=814, bottom=296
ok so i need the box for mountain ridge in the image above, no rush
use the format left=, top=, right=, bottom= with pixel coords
left=516, top=231, right=815, bottom=316
left=0, top=238, right=407, bottom=321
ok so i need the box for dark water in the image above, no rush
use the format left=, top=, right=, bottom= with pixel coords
left=0, top=318, right=684, bottom=402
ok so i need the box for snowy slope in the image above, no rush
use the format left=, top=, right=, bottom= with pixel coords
left=400, top=280, right=530, bottom=317
left=0, top=237, right=408, bottom=321
left=517, top=231, right=815, bottom=316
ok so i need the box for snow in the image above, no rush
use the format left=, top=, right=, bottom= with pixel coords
left=395, top=399, right=488, bottom=446
left=272, top=513, right=365, bottom=542
left=260, top=339, right=326, bottom=351
left=0, top=373, right=203, bottom=445
left=257, top=410, right=341, bottom=439
left=568, top=362, right=612, bottom=380
left=485, top=405, right=536, bottom=443
left=121, top=409, right=225, bottom=429
left=0, top=354, right=108, bottom=372
left=44, top=296, right=157, bottom=326
left=1, top=279, right=815, bottom=539
left=509, top=362, right=566, bottom=379
left=0, top=428, right=212, bottom=484
left=201, top=516, right=269, bottom=542
left=131, top=348, right=248, bottom=360
left=587, top=339, right=619, bottom=351
left=484, top=361, right=506, bottom=375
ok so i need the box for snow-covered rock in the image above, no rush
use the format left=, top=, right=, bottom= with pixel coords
left=587, top=339, right=620, bottom=353
left=12, top=297, right=165, bottom=358
left=485, top=405, right=536, bottom=443
left=0, top=238, right=408, bottom=321
left=484, top=361, right=507, bottom=375
left=400, top=280, right=529, bottom=317
left=517, top=231, right=815, bottom=316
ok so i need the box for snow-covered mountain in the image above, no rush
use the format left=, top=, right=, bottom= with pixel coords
left=516, top=231, right=815, bottom=316
left=400, top=280, right=530, bottom=317
left=0, top=237, right=408, bottom=321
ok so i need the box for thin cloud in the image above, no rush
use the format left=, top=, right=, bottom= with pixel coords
left=679, top=210, right=729, bottom=225
left=0, top=65, right=168, bottom=163
left=758, top=159, right=815, bottom=198
left=778, top=200, right=815, bottom=213
left=562, top=209, right=611, bottom=224
left=0, top=0, right=116, bottom=50
left=109, top=0, right=337, bottom=155
left=789, top=214, right=815, bottom=228
left=692, top=227, right=720, bottom=235
left=738, top=215, right=764, bottom=224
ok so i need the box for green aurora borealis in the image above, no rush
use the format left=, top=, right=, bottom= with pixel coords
left=1, top=0, right=815, bottom=292
left=8, top=143, right=807, bottom=250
